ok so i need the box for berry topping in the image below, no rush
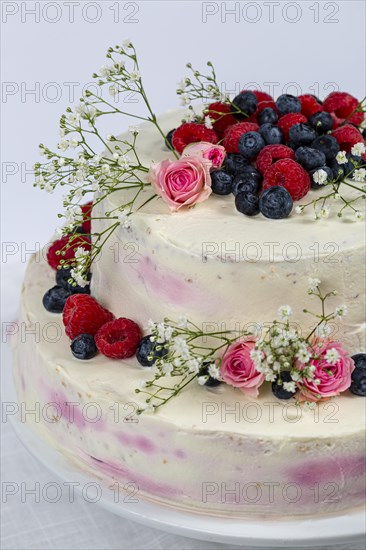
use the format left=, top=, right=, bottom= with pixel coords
left=231, top=91, right=258, bottom=119
left=71, top=334, right=98, bottom=360
left=235, top=192, right=260, bottom=216
left=259, top=123, right=283, bottom=145
left=295, top=146, right=326, bottom=171
left=56, top=267, right=91, bottom=295
left=309, top=166, right=333, bottom=189
left=331, top=124, right=364, bottom=153
left=206, top=102, right=237, bottom=136
left=288, top=123, right=317, bottom=148
left=256, top=145, right=295, bottom=176
left=349, top=353, right=366, bottom=397
left=298, top=94, right=323, bottom=118
left=259, top=186, right=293, bottom=219
left=277, top=113, right=307, bottom=141
left=311, top=134, right=340, bottom=161
left=63, top=294, right=114, bottom=340
left=262, top=158, right=310, bottom=200
left=165, top=128, right=176, bottom=150
left=272, top=371, right=296, bottom=399
left=47, top=234, right=91, bottom=271
left=43, top=286, right=71, bottom=313
left=95, top=318, right=142, bottom=359
left=222, top=153, right=249, bottom=175
left=222, top=122, right=259, bottom=153
left=308, top=111, right=334, bottom=134
left=323, top=91, right=362, bottom=124
left=232, top=167, right=263, bottom=196
left=172, top=123, right=219, bottom=154
left=211, top=170, right=233, bottom=195
left=258, top=107, right=278, bottom=126
left=136, top=334, right=168, bottom=367
left=276, top=94, right=301, bottom=115
left=238, top=131, right=265, bottom=159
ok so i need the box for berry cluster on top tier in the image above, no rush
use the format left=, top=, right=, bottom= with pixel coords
left=168, top=91, right=365, bottom=219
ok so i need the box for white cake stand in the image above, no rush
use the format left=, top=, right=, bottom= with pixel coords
left=3, top=345, right=365, bottom=548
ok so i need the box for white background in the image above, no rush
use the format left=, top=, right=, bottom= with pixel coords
left=1, top=1, right=366, bottom=548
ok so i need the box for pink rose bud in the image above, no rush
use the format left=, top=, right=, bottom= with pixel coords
left=182, top=142, right=226, bottom=168
left=148, top=156, right=212, bottom=211
left=220, top=339, right=264, bottom=397
left=298, top=339, right=355, bottom=402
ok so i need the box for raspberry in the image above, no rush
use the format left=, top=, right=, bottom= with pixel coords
left=63, top=294, right=115, bottom=340
left=262, top=159, right=310, bottom=201
left=81, top=201, right=93, bottom=233
left=172, top=123, right=219, bottom=154
left=298, top=94, right=323, bottom=118
left=95, top=318, right=142, bottom=359
left=223, top=122, right=259, bottom=153
left=206, top=102, right=237, bottom=136
left=331, top=124, right=365, bottom=153
left=47, top=234, right=91, bottom=271
left=277, top=113, right=307, bottom=141
left=256, top=145, right=295, bottom=175
left=323, top=92, right=363, bottom=126
left=256, top=99, right=277, bottom=114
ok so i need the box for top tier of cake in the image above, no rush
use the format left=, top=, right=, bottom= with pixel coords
left=91, top=110, right=366, bottom=352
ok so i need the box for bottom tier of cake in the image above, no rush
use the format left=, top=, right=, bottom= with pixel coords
left=12, top=254, right=366, bottom=518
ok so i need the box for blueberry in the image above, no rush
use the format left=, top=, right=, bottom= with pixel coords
left=71, top=334, right=98, bottom=360
left=235, top=192, right=260, bottom=216
left=231, top=91, right=257, bottom=119
left=342, top=153, right=364, bottom=176
left=211, top=170, right=233, bottom=195
left=238, top=131, right=265, bottom=159
left=311, top=135, right=340, bottom=162
left=42, top=285, right=71, bottom=313
left=237, top=181, right=262, bottom=196
left=56, top=267, right=91, bottom=295
left=222, top=153, right=249, bottom=175
left=136, top=335, right=168, bottom=367
left=272, top=371, right=296, bottom=400
left=259, top=123, right=283, bottom=145
left=309, top=166, right=333, bottom=189
left=232, top=168, right=263, bottom=196
left=349, top=353, right=366, bottom=396
left=71, top=226, right=88, bottom=235
left=258, top=107, right=278, bottom=126
left=288, top=123, right=317, bottom=147
left=295, top=146, right=326, bottom=171
left=362, top=128, right=366, bottom=140
left=198, top=363, right=222, bottom=387
left=328, top=159, right=345, bottom=181
left=165, top=128, right=176, bottom=150
left=259, top=186, right=293, bottom=219
left=276, top=94, right=301, bottom=115
left=308, top=111, right=334, bottom=134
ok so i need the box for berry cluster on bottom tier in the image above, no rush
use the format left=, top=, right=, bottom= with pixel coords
left=169, top=91, right=365, bottom=219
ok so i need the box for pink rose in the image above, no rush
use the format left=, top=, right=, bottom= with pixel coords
left=182, top=142, right=226, bottom=168
left=220, top=339, right=264, bottom=397
left=298, top=339, right=355, bottom=402
left=148, top=156, right=212, bottom=211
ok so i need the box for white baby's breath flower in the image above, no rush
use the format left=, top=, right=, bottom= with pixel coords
left=335, top=305, right=348, bottom=318
left=109, top=84, right=119, bottom=97
left=315, top=323, right=331, bottom=338
left=319, top=206, right=330, bottom=219
left=277, top=305, right=292, bottom=320
left=197, top=375, right=208, bottom=386
left=325, top=348, right=340, bottom=364
left=184, top=109, right=196, bottom=122
left=58, top=157, right=65, bottom=167
left=177, top=315, right=188, bottom=328
left=283, top=381, right=296, bottom=393
left=313, top=169, right=328, bottom=185
left=129, top=70, right=140, bottom=82
left=204, top=115, right=213, bottom=129
left=353, top=168, right=366, bottom=182
left=128, top=126, right=139, bottom=136
left=162, top=362, right=174, bottom=376
left=122, top=39, right=132, bottom=48
left=58, top=139, right=69, bottom=151
left=180, top=93, right=190, bottom=106
left=351, top=142, right=366, bottom=157
left=295, top=206, right=303, bottom=214
left=354, top=210, right=364, bottom=221
left=208, top=363, right=220, bottom=379
left=308, top=277, right=321, bottom=292
left=336, top=151, right=348, bottom=165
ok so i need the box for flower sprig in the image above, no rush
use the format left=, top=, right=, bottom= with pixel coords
left=136, top=279, right=352, bottom=413
left=295, top=142, right=366, bottom=220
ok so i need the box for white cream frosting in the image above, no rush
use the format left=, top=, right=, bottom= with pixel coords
left=12, top=110, right=366, bottom=518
